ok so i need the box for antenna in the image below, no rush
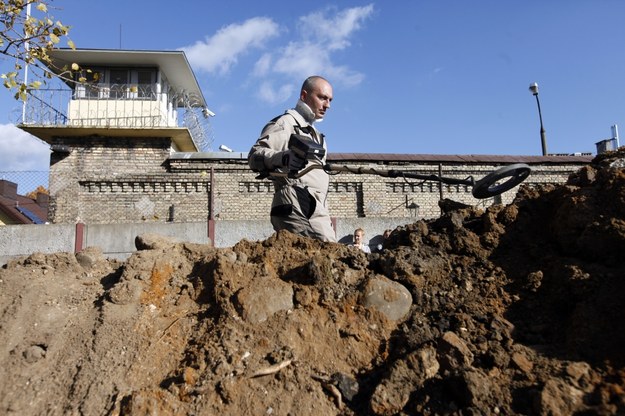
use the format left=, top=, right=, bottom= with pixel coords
left=119, top=24, right=122, bottom=49
left=612, top=124, right=619, bottom=148
left=21, top=2, right=32, bottom=123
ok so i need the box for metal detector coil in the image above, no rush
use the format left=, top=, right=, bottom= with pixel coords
left=471, top=164, right=531, bottom=199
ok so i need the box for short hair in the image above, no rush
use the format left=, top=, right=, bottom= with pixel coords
left=354, top=227, right=364, bottom=235
left=301, top=76, right=329, bottom=93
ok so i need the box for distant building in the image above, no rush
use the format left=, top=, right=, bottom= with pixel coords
left=0, top=180, right=48, bottom=225
left=595, top=125, right=620, bottom=154
left=595, top=138, right=618, bottom=154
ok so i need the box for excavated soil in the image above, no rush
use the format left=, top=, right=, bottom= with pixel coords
left=2, top=150, right=625, bottom=415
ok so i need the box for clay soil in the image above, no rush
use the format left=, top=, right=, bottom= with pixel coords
left=2, top=151, right=625, bottom=416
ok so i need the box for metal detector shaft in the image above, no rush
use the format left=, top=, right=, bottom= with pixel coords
left=266, top=163, right=531, bottom=199
left=323, top=164, right=476, bottom=185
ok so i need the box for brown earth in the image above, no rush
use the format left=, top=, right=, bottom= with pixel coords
left=1, top=150, right=625, bottom=415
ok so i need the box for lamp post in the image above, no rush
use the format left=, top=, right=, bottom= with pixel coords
left=529, top=82, right=548, bottom=156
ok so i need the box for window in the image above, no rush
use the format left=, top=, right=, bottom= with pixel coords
left=109, top=69, right=129, bottom=99
left=72, top=67, right=158, bottom=100
left=74, top=68, right=105, bottom=98
left=136, top=69, right=156, bottom=98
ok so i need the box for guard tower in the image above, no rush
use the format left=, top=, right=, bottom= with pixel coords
left=17, top=48, right=215, bottom=224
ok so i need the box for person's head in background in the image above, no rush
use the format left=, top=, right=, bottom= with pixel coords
left=354, top=228, right=365, bottom=245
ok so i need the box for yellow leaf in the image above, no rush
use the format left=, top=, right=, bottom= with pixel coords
left=49, top=34, right=59, bottom=44
left=68, top=40, right=76, bottom=50
left=36, top=3, right=48, bottom=12
left=78, top=77, right=86, bottom=83
left=31, top=81, right=42, bottom=88
left=19, top=91, right=27, bottom=101
left=71, top=63, right=79, bottom=71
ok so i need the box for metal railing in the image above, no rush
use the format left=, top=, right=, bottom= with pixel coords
left=17, top=84, right=214, bottom=151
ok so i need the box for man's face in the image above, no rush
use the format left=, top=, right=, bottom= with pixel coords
left=302, top=80, right=333, bottom=120
left=354, top=231, right=364, bottom=244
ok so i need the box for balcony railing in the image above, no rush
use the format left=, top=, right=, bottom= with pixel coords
left=19, top=84, right=213, bottom=151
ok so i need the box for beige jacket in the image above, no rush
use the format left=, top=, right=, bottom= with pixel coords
left=248, top=101, right=329, bottom=199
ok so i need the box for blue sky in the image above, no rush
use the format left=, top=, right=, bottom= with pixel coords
left=2, top=0, right=625, bottom=178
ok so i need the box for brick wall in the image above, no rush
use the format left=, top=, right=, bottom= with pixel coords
left=47, top=139, right=590, bottom=224
left=49, top=137, right=210, bottom=223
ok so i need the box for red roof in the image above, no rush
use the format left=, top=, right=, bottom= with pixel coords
left=0, top=180, right=48, bottom=225
left=327, top=153, right=593, bottom=164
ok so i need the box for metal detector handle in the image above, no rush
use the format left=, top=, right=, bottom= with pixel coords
left=471, top=163, right=531, bottom=199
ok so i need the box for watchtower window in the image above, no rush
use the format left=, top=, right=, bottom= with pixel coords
left=78, top=69, right=104, bottom=98
left=109, top=69, right=129, bottom=98
left=73, top=67, right=158, bottom=100
left=135, top=70, right=156, bottom=98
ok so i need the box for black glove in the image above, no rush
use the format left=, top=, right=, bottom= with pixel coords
left=281, top=150, right=307, bottom=173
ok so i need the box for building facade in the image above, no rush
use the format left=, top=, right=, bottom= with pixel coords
left=43, top=142, right=591, bottom=225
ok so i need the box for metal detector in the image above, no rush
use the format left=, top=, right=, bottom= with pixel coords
left=259, top=134, right=531, bottom=199
left=266, top=162, right=531, bottom=199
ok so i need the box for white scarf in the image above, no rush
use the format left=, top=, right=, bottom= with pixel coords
left=295, top=99, right=320, bottom=124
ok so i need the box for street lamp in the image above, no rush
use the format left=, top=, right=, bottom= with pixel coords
left=529, top=82, right=548, bottom=156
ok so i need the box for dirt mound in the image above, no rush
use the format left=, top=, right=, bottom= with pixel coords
left=2, top=151, right=625, bottom=415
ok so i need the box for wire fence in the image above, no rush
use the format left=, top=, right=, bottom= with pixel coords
left=0, top=171, right=49, bottom=195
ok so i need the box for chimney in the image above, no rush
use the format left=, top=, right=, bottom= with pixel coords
left=0, top=180, right=18, bottom=200
left=36, top=192, right=50, bottom=209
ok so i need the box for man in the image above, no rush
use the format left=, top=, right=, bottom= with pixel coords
left=248, top=76, right=336, bottom=242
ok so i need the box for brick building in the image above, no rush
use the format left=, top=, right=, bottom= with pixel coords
left=31, top=142, right=591, bottom=226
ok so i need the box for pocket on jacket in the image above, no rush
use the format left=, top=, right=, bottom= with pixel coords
left=270, top=204, right=293, bottom=217
left=294, top=186, right=316, bottom=219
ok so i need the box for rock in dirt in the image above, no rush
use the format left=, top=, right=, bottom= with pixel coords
left=361, top=275, right=412, bottom=321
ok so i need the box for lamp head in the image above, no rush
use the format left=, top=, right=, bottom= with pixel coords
left=529, top=82, right=539, bottom=96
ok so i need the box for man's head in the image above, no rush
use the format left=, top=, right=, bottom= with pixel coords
left=300, top=76, right=333, bottom=121
left=354, top=228, right=365, bottom=245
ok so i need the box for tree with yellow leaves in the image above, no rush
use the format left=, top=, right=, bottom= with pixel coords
left=25, top=185, right=48, bottom=199
left=0, top=0, right=80, bottom=100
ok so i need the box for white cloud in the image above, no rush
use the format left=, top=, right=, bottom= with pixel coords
left=182, top=17, right=280, bottom=75
left=253, top=53, right=273, bottom=77
left=298, top=4, right=375, bottom=51
left=182, top=5, right=374, bottom=105
left=265, top=4, right=374, bottom=102
left=256, top=81, right=294, bottom=106
left=0, top=124, right=49, bottom=171
left=273, top=41, right=365, bottom=88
